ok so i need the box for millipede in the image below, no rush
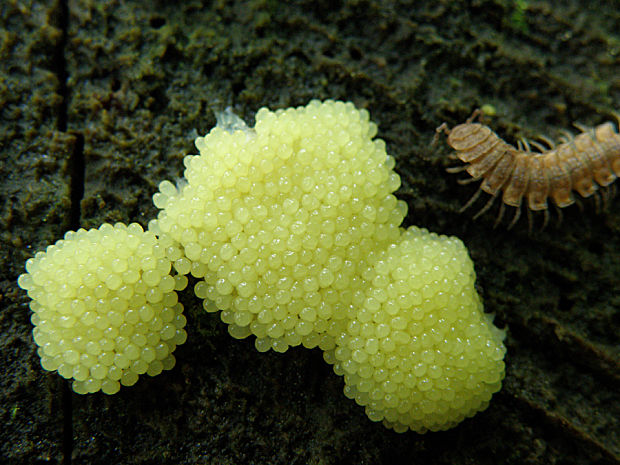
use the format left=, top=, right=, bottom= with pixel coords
left=436, top=110, right=620, bottom=229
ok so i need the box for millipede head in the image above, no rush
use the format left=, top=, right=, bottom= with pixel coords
left=446, top=123, right=493, bottom=151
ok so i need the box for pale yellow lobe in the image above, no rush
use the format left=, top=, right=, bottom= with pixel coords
left=18, top=223, right=188, bottom=395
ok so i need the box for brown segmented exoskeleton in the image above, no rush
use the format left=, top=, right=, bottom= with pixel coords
left=435, top=110, right=620, bottom=229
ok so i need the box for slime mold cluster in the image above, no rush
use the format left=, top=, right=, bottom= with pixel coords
left=18, top=100, right=506, bottom=432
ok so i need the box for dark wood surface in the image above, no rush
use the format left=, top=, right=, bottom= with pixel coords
left=1, top=1, right=618, bottom=464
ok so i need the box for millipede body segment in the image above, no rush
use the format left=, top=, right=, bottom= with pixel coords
left=437, top=111, right=620, bottom=227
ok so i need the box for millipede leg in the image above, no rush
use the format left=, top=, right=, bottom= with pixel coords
left=573, top=122, right=591, bottom=133
left=473, top=194, right=497, bottom=219
left=575, top=198, right=584, bottom=213
left=459, top=188, right=482, bottom=213
left=494, top=203, right=506, bottom=228
left=457, top=177, right=479, bottom=185
left=601, top=188, right=609, bottom=210
left=609, top=184, right=617, bottom=202
left=507, top=206, right=522, bottom=229
left=433, top=122, right=450, bottom=145
left=529, top=140, right=549, bottom=153
left=466, top=109, right=482, bottom=124
left=593, top=191, right=601, bottom=213
left=555, top=206, right=563, bottom=227
left=536, top=134, right=556, bottom=149
left=602, top=185, right=616, bottom=210
left=446, top=165, right=468, bottom=173
left=520, top=138, right=532, bottom=152
left=541, top=209, right=550, bottom=231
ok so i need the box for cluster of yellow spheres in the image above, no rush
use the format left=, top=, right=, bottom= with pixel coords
left=325, top=228, right=506, bottom=432
left=148, top=100, right=506, bottom=432
left=17, top=99, right=506, bottom=432
left=18, top=223, right=188, bottom=394
left=150, top=100, right=406, bottom=353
